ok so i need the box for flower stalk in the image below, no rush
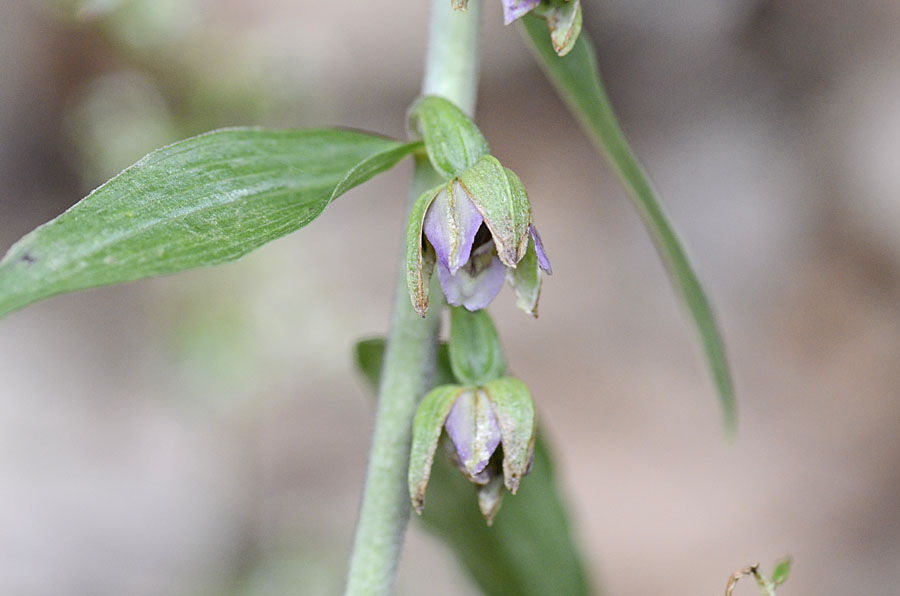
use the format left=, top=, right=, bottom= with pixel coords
left=343, top=2, right=482, bottom=595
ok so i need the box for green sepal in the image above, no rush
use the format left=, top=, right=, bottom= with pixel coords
left=448, top=306, right=507, bottom=385
left=405, top=182, right=444, bottom=316
left=408, top=95, right=490, bottom=180
left=508, top=230, right=543, bottom=316
left=483, top=377, right=536, bottom=493
left=533, top=0, right=583, bottom=57
left=770, top=557, right=792, bottom=587
left=458, top=156, right=531, bottom=267
left=408, top=384, right=467, bottom=513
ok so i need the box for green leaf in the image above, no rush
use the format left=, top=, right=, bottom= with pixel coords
left=0, top=128, right=422, bottom=319
left=521, top=16, right=737, bottom=434
left=353, top=338, right=594, bottom=596
left=421, top=433, right=592, bottom=596
left=770, top=557, right=792, bottom=587
left=409, top=95, right=490, bottom=180
left=448, top=307, right=507, bottom=385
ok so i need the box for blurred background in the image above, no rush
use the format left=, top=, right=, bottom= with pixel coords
left=1, top=0, right=899, bottom=594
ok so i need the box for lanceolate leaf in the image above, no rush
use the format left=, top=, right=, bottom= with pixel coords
left=0, top=128, right=422, bottom=319
left=521, top=16, right=737, bottom=434
left=354, top=338, right=594, bottom=596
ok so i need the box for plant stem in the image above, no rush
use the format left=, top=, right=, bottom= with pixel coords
left=343, top=2, right=482, bottom=595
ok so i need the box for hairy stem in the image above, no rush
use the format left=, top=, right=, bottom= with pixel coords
left=343, top=2, right=482, bottom=595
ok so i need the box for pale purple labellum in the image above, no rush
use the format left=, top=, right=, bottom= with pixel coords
left=530, top=224, right=552, bottom=274
left=502, top=0, right=540, bottom=24
left=437, top=255, right=506, bottom=311
left=424, top=182, right=484, bottom=275
left=444, top=389, right=502, bottom=477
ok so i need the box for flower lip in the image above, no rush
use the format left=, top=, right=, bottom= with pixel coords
left=437, top=248, right=506, bottom=312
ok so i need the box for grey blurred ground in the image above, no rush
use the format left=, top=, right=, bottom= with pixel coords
left=1, top=0, right=899, bottom=594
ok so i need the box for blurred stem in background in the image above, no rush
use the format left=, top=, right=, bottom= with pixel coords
left=343, top=1, right=482, bottom=595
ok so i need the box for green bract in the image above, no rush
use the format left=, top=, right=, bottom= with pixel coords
left=449, top=306, right=507, bottom=385
left=408, top=95, right=490, bottom=180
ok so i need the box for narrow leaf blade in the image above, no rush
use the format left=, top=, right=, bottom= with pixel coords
left=521, top=17, right=737, bottom=434
left=0, top=128, right=420, bottom=319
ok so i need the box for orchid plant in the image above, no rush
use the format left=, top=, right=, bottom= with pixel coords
left=0, top=1, right=772, bottom=595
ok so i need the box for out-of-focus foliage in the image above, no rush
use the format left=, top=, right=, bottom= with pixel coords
left=521, top=14, right=737, bottom=434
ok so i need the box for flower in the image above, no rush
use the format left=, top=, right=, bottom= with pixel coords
left=408, top=377, right=537, bottom=523
left=451, top=0, right=540, bottom=25
left=406, top=155, right=551, bottom=316
left=502, top=0, right=541, bottom=24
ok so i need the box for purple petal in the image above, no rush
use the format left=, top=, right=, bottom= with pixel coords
left=445, top=389, right=501, bottom=477
left=502, top=0, right=540, bottom=25
left=530, top=224, right=552, bottom=275
left=423, top=182, right=484, bottom=275
left=437, top=256, right=506, bottom=311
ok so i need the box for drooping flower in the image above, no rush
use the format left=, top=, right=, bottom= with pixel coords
left=408, top=377, right=537, bottom=524
left=406, top=155, right=551, bottom=316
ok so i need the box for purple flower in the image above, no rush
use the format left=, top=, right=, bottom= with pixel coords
left=409, top=377, right=538, bottom=522
left=502, top=0, right=540, bottom=24
left=406, top=155, right=551, bottom=316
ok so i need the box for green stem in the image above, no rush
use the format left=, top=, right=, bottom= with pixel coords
left=343, top=2, right=482, bottom=595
